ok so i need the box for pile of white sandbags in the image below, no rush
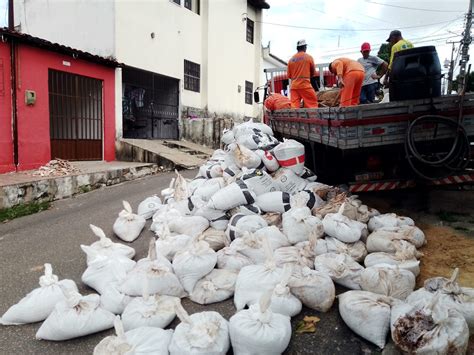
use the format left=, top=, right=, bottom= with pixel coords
left=2, top=119, right=452, bottom=354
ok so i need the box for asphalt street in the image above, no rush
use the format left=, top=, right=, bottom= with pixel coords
left=0, top=170, right=381, bottom=355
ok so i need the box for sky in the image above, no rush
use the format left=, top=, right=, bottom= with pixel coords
left=261, top=0, right=469, bottom=73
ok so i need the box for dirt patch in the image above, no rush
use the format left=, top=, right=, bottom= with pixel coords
left=417, top=223, right=474, bottom=288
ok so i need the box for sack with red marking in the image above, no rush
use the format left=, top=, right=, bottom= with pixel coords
left=273, top=139, right=305, bottom=176
left=255, top=150, right=280, bottom=172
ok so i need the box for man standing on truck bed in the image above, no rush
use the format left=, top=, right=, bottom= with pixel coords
left=384, top=30, right=414, bottom=86
left=358, top=42, right=388, bottom=104
left=328, top=58, right=365, bottom=107
left=287, top=39, right=318, bottom=108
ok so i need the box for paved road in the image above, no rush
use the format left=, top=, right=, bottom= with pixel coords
left=0, top=170, right=380, bottom=355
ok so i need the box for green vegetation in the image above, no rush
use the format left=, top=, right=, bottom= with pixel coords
left=377, top=43, right=390, bottom=63
left=437, top=210, right=469, bottom=223
left=454, top=226, right=469, bottom=232
left=0, top=201, right=51, bottom=222
left=452, top=72, right=474, bottom=92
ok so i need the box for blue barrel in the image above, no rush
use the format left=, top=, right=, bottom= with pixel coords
left=389, top=46, right=442, bottom=101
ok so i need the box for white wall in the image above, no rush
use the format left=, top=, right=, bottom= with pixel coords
left=206, top=1, right=262, bottom=119
left=14, top=0, right=115, bottom=58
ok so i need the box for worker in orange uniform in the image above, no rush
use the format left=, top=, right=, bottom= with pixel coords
left=287, top=39, right=318, bottom=108
left=328, top=58, right=365, bottom=107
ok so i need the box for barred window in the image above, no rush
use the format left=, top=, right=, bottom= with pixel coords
left=184, top=60, right=200, bottom=92
left=184, top=0, right=200, bottom=14
left=245, top=81, right=253, bottom=105
left=246, top=18, right=254, bottom=44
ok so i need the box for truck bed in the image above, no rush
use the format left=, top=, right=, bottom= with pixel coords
left=269, top=94, right=474, bottom=150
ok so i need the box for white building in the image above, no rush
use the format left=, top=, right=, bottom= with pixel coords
left=13, top=0, right=270, bottom=141
left=260, top=41, right=287, bottom=97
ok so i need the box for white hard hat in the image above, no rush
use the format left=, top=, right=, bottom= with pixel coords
left=297, top=39, right=307, bottom=47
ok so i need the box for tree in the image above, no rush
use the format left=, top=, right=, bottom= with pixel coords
left=377, top=43, right=390, bottom=63
left=452, top=72, right=474, bottom=92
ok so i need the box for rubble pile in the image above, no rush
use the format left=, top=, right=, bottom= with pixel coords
left=32, top=159, right=80, bottom=177
left=1, top=119, right=472, bottom=354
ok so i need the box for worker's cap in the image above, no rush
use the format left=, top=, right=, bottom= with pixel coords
left=361, top=42, right=371, bottom=52
left=297, top=39, right=307, bottom=47
left=386, top=30, right=402, bottom=42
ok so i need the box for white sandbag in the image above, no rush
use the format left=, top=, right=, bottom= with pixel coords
left=150, top=205, right=177, bottom=233
left=232, top=144, right=262, bottom=169
left=255, top=150, right=280, bottom=172
left=290, top=190, right=325, bottom=210
left=94, top=316, right=173, bottom=355
left=197, top=228, right=229, bottom=251
left=199, top=163, right=224, bottom=179
left=168, top=215, right=209, bottom=238
left=240, top=169, right=278, bottom=196
left=314, top=253, right=364, bottom=290
left=222, top=165, right=241, bottom=182
left=282, top=206, right=324, bottom=244
left=225, top=213, right=268, bottom=240
left=137, top=195, right=162, bottom=219
left=193, top=178, right=226, bottom=201
left=391, top=294, right=469, bottom=354
left=194, top=205, right=229, bottom=231
left=255, top=191, right=291, bottom=213
left=364, top=240, right=422, bottom=276
left=270, top=265, right=302, bottom=317
left=288, top=266, right=335, bottom=312
left=84, top=224, right=135, bottom=265
left=120, top=239, right=185, bottom=298
left=320, top=237, right=368, bottom=263
left=113, top=201, right=146, bottom=243
left=221, top=128, right=235, bottom=145
left=173, top=240, right=217, bottom=294
left=229, top=292, right=291, bottom=355
left=99, top=282, right=133, bottom=315
left=161, top=178, right=176, bottom=200
left=273, top=139, right=305, bottom=175
left=368, top=212, right=415, bottom=232
left=81, top=250, right=136, bottom=295
left=190, top=269, right=238, bottom=305
left=155, top=225, right=193, bottom=261
left=0, top=264, right=78, bottom=325
left=272, top=168, right=307, bottom=194
left=300, top=167, right=318, bottom=182
left=233, top=119, right=273, bottom=138
left=169, top=302, right=230, bottom=355
left=173, top=170, right=190, bottom=201
left=236, top=132, right=278, bottom=151
left=273, top=229, right=320, bottom=269
left=216, top=247, right=253, bottom=271
left=322, top=203, right=368, bottom=243
left=408, top=268, right=474, bottom=332
left=36, top=289, right=115, bottom=341
left=339, top=290, right=394, bottom=349
left=234, top=238, right=284, bottom=310
left=208, top=180, right=256, bottom=211
left=230, top=228, right=289, bottom=264
left=122, top=282, right=177, bottom=331
left=360, top=264, right=415, bottom=299
left=262, top=212, right=282, bottom=227
left=366, top=225, right=425, bottom=253
left=238, top=203, right=262, bottom=215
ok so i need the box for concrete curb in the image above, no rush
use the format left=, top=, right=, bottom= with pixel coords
left=0, top=164, right=160, bottom=209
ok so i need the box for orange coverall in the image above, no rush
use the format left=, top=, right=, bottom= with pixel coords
left=331, top=58, right=365, bottom=107
left=287, top=52, right=318, bottom=108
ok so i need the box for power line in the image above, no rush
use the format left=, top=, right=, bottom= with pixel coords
left=257, top=17, right=463, bottom=32
left=365, top=1, right=464, bottom=13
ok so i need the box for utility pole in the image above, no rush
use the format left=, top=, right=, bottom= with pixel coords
left=458, top=0, right=473, bottom=93
left=446, top=41, right=457, bottom=94
left=8, top=0, right=14, bottom=30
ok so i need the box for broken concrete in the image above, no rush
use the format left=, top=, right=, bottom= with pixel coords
left=0, top=163, right=159, bottom=209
